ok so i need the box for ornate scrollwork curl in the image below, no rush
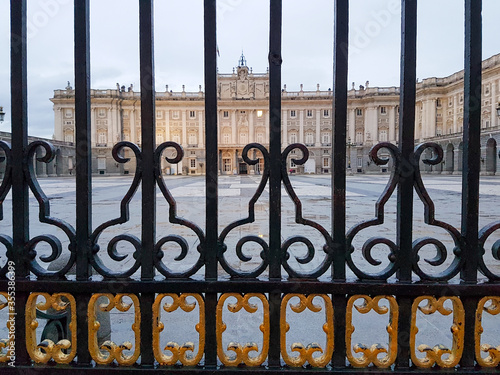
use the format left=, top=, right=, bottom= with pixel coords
left=153, top=293, right=205, bottom=366
left=219, top=143, right=269, bottom=278
left=281, top=144, right=332, bottom=279
left=280, top=294, right=333, bottom=367
left=478, top=221, right=500, bottom=281
left=0, top=141, right=12, bottom=277
left=88, top=293, right=140, bottom=366
left=475, top=297, right=500, bottom=367
left=90, top=142, right=142, bottom=278
left=346, top=142, right=400, bottom=280
left=24, top=141, right=76, bottom=277
left=154, top=142, right=205, bottom=278
left=346, top=295, right=398, bottom=368
left=216, top=293, right=269, bottom=367
left=412, top=143, right=463, bottom=281
left=410, top=296, right=464, bottom=368
left=26, top=293, right=76, bottom=364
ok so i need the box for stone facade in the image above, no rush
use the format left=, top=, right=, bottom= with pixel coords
left=49, top=53, right=500, bottom=176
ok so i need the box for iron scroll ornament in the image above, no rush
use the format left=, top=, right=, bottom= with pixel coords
left=411, top=142, right=463, bottom=281
left=218, top=143, right=270, bottom=278
left=346, top=142, right=400, bottom=280
left=154, top=141, right=205, bottom=278
left=90, top=142, right=142, bottom=278
left=0, top=141, right=13, bottom=278
left=24, top=141, right=76, bottom=278
left=478, top=221, right=500, bottom=281
left=281, top=144, right=333, bottom=279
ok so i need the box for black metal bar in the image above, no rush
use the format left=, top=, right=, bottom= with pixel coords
left=396, top=0, right=417, bottom=368
left=139, top=0, right=155, bottom=367
left=460, top=0, right=482, bottom=369
left=74, top=0, right=92, bottom=365
left=268, top=0, right=282, bottom=369
left=331, top=0, right=349, bottom=368
left=10, top=0, right=29, bottom=366
left=204, top=0, right=218, bottom=368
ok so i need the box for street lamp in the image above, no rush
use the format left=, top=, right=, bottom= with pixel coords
left=346, top=137, right=355, bottom=170
left=0, top=107, right=5, bottom=123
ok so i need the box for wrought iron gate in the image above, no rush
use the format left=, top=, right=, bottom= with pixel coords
left=0, top=0, right=499, bottom=373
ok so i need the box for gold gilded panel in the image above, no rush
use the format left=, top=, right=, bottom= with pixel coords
left=346, top=295, right=398, bottom=368
left=88, top=293, right=140, bottom=366
left=0, top=292, right=14, bottom=362
left=216, top=293, right=269, bottom=366
left=475, top=296, right=500, bottom=367
left=280, top=294, right=333, bottom=367
left=153, top=293, right=205, bottom=366
left=410, top=296, right=464, bottom=368
left=25, top=293, right=76, bottom=364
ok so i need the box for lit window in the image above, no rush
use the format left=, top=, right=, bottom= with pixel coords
left=323, top=158, right=330, bottom=167
left=257, top=110, right=263, bottom=118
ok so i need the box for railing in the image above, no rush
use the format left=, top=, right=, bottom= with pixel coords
left=0, top=1, right=498, bottom=374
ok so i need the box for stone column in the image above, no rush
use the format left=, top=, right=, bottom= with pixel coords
left=491, top=82, right=497, bottom=127
left=348, top=108, right=356, bottom=142
left=165, top=110, right=170, bottom=142
left=265, top=111, right=269, bottom=145
left=198, top=110, right=204, bottom=148
left=299, top=110, right=304, bottom=143
left=235, top=150, right=239, bottom=174
left=365, top=107, right=377, bottom=145
left=453, top=96, right=458, bottom=133
left=91, top=107, right=96, bottom=146
left=315, top=109, right=321, bottom=145
left=182, top=110, right=187, bottom=147
left=282, top=109, right=288, bottom=145
left=249, top=110, right=255, bottom=143
left=231, top=110, right=237, bottom=145
left=388, top=106, right=396, bottom=142
left=130, top=108, right=136, bottom=143
left=54, top=108, right=63, bottom=140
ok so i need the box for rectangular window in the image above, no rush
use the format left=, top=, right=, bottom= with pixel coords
left=156, top=133, right=164, bottom=144
left=257, top=110, right=263, bottom=118
left=323, top=158, right=330, bottom=167
left=98, top=157, right=106, bottom=170
left=98, top=108, right=106, bottom=118
left=223, top=158, right=232, bottom=172
left=305, top=132, right=314, bottom=145
left=289, top=133, right=297, bottom=144
left=323, top=109, right=330, bottom=117
left=65, top=108, right=72, bottom=118
left=172, top=111, right=180, bottom=119
left=189, top=133, right=197, bottom=145
left=223, top=133, right=230, bottom=144
left=380, top=106, right=387, bottom=114
left=256, top=132, right=264, bottom=143
left=190, top=159, right=196, bottom=168
left=356, top=131, right=363, bottom=144
left=436, top=99, right=442, bottom=107
left=223, top=111, right=229, bottom=118
left=306, top=109, right=313, bottom=118
left=379, top=129, right=388, bottom=142
left=156, top=110, right=163, bottom=119
left=356, top=108, right=363, bottom=116
left=290, top=110, right=296, bottom=118
left=321, top=133, right=330, bottom=145
left=189, top=110, right=196, bottom=118
left=357, top=156, right=363, bottom=168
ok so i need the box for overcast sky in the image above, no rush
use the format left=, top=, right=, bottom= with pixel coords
left=0, top=0, right=499, bottom=138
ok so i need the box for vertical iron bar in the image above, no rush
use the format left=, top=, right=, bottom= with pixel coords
left=204, top=0, right=218, bottom=368
left=460, top=0, right=482, bottom=368
left=268, top=0, right=282, bottom=368
left=332, top=0, right=348, bottom=368
left=396, top=0, right=417, bottom=368
left=74, top=0, right=92, bottom=366
left=139, top=0, right=155, bottom=367
left=10, top=0, right=29, bottom=365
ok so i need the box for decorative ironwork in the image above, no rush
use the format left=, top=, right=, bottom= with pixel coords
left=154, top=142, right=205, bottom=278
left=478, top=221, right=500, bottom=281
left=0, top=141, right=12, bottom=278
left=90, top=142, right=142, bottom=278
left=411, top=143, right=464, bottom=281
left=475, top=296, right=500, bottom=367
left=280, top=294, right=333, bottom=367
left=410, top=296, right=464, bottom=368
left=281, top=145, right=333, bottom=279
left=88, top=294, right=140, bottom=366
left=346, top=295, right=398, bottom=368
left=219, top=143, right=270, bottom=278
left=24, top=141, right=76, bottom=278
left=0, top=292, right=13, bottom=363
left=216, top=293, right=269, bottom=366
left=346, top=142, right=400, bottom=280
left=25, top=293, right=76, bottom=364
left=153, top=293, right=205, bottom=366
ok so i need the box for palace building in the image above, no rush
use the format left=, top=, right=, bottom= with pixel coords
left=50, top=53, right=500, bottom=176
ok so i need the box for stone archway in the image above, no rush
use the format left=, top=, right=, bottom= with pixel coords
left=445, top=143, right=454, bottom=173
left=485, top=138, right=497, bottom=175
